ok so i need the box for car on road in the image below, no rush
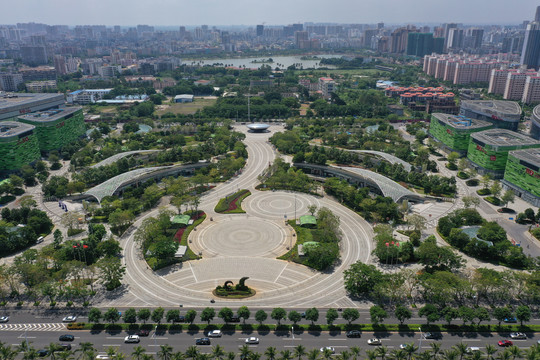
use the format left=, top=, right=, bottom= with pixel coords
left=319, top=347, right=335, bottom=354
left=367, top=338, right=382, bottom=345
left=423, top=332, right=441, bottom=340
left=504, top=317, right=517, bottom=323
left=245, top=337, right=259, bottom=344
left=510, top=332, right=526, bottom=339
left=195, top=338, right=211, bottom=345
left=95, top=355, right=109, bottom=360
left=498, top=340, right=513, bottom=347
left=124, top=335, right=140, bottom=343
left=136, top=330, right=149, bottom=337
left=62, top=316, right=77, bottom=323
left=466, top=347, right=481, bottom=354
left=300, top=312, right=306, bottom=318
left=178, top=316, right=185, bottom=323
left=0, top=316, right=9, bottom=323
left=346, top=330, right=361, bottom=338
left=207, top=330, right=222, bottom=338
left=58, top=335, right=74, bottom=342
left=399, top=344, right=412, bottom=350
left=37, top=350, right=49, bottom=357
left=59, top=344, right=72, bottom=351
left=230, top=315, right=241, bottom=323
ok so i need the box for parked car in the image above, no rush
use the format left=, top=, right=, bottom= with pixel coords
left=510, top=332, right=526, bottom=339
left=230, top=315, right=240, bottom=323
left=124, top=335, right=140, bottom=343
left=195, top=338, right=211, bottom=345
left=62, top=316, right=77, bottom=323
left=245, top=337, right=259, bottom=344
left=399, top=344, right=411, bottom=350
left=466, top=347, right=481, bottom=354
left=504, top=317, right=517, bottom=323
left=207, top=330, right=222, bottom=338
left=58, top=335, right=74, bottom=342
left=498, top=340, right=513, bottom=347
left=367, top=338, right=381, bottom=345
left=423, top=332, right=441, bottom=340
left=136, top=330, right=150, bottom=337
left=95, top=355, right=110, bottom=360
left=0, top=316, right=9, bottom=323
left=178, top=316, right=185, bottom=323
left=346, top=330, right=361, bottom=338
left=59, top=344, right=72, bottom=351
left=319, top=347, right=335, bottom=353
left=37, top=350, right=49, bottom=357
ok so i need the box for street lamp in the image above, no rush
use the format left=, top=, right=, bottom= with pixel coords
left=418, top=327, right=422, bottom=351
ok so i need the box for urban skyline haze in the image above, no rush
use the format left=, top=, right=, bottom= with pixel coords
left=1, top=0, right=539, bottom=26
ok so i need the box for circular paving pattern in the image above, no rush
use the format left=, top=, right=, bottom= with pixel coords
left=195, top=218, right=288, bottom=257
left=243, top=191, right=320, bottom=220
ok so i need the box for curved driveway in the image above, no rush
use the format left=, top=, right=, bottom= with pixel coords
left=110, top=127, right=373, bottom=308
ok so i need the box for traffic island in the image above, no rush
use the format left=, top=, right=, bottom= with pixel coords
left=213, top=277, right=256, bottom=299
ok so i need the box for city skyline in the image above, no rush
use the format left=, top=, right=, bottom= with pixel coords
left=1, top=0, right=539, bottom=26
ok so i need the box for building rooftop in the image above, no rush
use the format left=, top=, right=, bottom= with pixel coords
left=533, top=104, right=540, bottom=120
left=509, top=148, right=540, bottom=168
left=247, top=123, right=270, bottom=131
left=471, top=129, right=540, bottom=147
left=432, top=113, right=492, bottom=130
left=461, top=100, right=521, bottom=118
left=0, top=121, right=35, bottom=139
left=18, top=106, right=82, bottom=123
left=0, top=93, right=64, bottom=111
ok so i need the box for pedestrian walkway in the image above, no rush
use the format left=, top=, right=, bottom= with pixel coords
left=0, top=323, right=66, bottom=331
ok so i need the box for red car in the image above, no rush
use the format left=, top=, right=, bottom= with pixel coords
left=498, top=340, right=513, bottom=347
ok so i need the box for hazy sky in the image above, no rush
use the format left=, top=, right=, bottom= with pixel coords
left=1, top=0, right=538, bottom=26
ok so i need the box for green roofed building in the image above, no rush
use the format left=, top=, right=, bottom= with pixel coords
left=171, top=215, right=191, bottom=226
left=502, top=148, right=540, bottom=207
left=17, top=107, right=85, bottom=152
left=468, top=129, right=540, bottom=178
left=299, top=215, right=317, bottom=227
left=0, top=121, right=41, bottom=171
left=428, top=113, right=492, bottom=155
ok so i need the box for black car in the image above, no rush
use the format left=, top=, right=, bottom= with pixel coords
left=58, top=335, right=74, bottom=342
left=230, top=315, right=240, bottom=323
left=346, top=330, right=361, bottom=338
left=136, top=330, right=150, bottom=337
left=178, top=316, right=185, bottom=323
left=59, top=344, right=72, bottom=351
left=424, top=332, right=441, bottom=340
left=37, top=350, right=49, bottom=357
left=195, top=338, right=211, bottom=345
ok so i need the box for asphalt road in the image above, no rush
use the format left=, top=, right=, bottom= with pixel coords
left=1, top=328, right=539, bottom=356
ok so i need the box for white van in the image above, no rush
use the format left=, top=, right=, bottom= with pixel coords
left=36, top=236, right=44, bottom=243
left=466, top=347, right=481, bottom=354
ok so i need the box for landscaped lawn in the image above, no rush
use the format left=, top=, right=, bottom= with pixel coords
left=156, top=98, right=217, bottom=116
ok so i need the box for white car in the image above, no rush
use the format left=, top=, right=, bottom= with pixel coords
left=368, top=338, right=382, bottom=345
left=207, top=330, right=222, bottom=338
left=319, top=347, right=335, bottom=354
left=62, top=316, right=77, bottom=323
left=245, top=337, right=259, bottom=344
left=466, top=347, right=481, bottom=354
left=510, top=332, right=526, bottom=339
left=96, top=356, right=110, bottom=360
left=0, top=316, right=9, bottom=323
left=399, top=344, right=409, bottom=350
left=124, top=335, right=140, bottom=343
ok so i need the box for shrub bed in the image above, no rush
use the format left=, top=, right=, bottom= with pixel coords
left=457, top=171, right=470, bottom=179
left=466, top=179, right=479, bottom=186
left=485, top=196, right=501, bottom=205
left=476, top=188, right=491, bottom=196
left=214, top=189, right=251, bottom=213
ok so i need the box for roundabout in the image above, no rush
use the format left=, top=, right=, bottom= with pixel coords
left=112, top=126, right=374, bottom=308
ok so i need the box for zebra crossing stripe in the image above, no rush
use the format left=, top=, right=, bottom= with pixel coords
left=0, top=323, right=67, bottom=331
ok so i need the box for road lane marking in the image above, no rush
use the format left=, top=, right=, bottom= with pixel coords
left=102, top=344, right=121, bottom=347
left=327, top=339, right=347, bottom=341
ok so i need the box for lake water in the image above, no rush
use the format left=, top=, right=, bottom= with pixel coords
left=184, top=55, right=342, bottom=69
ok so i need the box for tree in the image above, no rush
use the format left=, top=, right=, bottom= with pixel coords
left=158, top=345, right=173, bottom=360
left=406, top=214, right=426, bottom=233
left=271, top=307, right=287, bottom=325
left=218, top=307, right=234, bottom=324
left=265, top=347, right=277, bottom=360
left=255, top=310, right=267, bottom=325
left=343, top=262, right=383, bottom=297
left=342, top=308, right=360, bottom=325
left=185, top=310, right=197, bottom=325
left=53, top=229, right=63, bottom=249
left=515, top=305, right=531, bottom=326
left=501, top=190, right=515, bottom=208
left=288, top=311, right=302, bottom=325
left=138, top=309, right=151, bottom=323
left=458, top=306, right=475, bottom=325
left=201, top=307, right=216, bottom=324
left=490, top=181, right=502, bottom=199
left=493, top=307, right=512, bottom=326
left=211, top=345, right=225, bottom=360
left=475, top=307, right=490, bottom=325
left=166, top=310, right=181, bottom=323
left=307, top=205, right=318, bottom=216
left=462, top=196, right=480, bottom=209
left=447, top=152, right=459, bottom=165
left=88, top=308, right=102, bottom=323
left=481, top=174, right=492, bottom=190
left=96, top=257, right=125, bottom=291
left=237, top=306, right=250, bottom=324
left=369, top=305, right=387, bottom=325
left=293, top=345, right=306, bottom=360
left=152, top=307, right=165, bottom=324
left=441, top=307, right=458, bottom=325
left=19, top=196, right=37, bottom=209
left=305, top=307, right=319, bottom=325
left=394, top=305, right=412, bottom=325
left=326, top=308, right=338, bottom=326
left=104, top=308, right=121, bottom=324
left=123, top=308, right=137, bottom=323
left=418, top=304, right=439, bottom=325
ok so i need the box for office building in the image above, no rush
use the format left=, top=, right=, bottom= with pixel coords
left=25, top=80, right=57, bottom=92
left=428, top=113, right=492, bottom=155
left=17, top=107, right=85, bottom=152
left=0, top=73, right=23, bottom=92
left=66, top=89, right=112, bottom=104
left=20, top=66, right=56, bottom=82
left=460, top=100, right=521, bottom=131
left=20, top=46, right=48, bottom=66
left=467, top=129, right=540, bottom=178
left=503, top=148, right=540, bottom=207
left=521, top=22, right=540, bottom=69
left=318, top=77, right=336, bottom=98
left=0, top=93, right=64, bottom=121
left=0, top=121, right=41, bottom=171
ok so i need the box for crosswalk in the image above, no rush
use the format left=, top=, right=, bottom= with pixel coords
left=0, top=323, right=66, bottom=331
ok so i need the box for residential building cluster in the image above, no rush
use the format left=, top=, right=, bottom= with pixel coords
left=488, top=67, right=540, bottom=104
left=384, top=86, right=458, bottom=114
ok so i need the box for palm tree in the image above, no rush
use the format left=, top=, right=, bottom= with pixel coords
left=132, top=346, right=147, bottom=360
left=0, top=343, right=17, bottom=360
left=320, top=349, right=332, bottom=360
left=106, top=347, right=118, bottom=360
left=158, top=345, right=174, bottom=360
left=76, top=343, right=96, bottom=360
left=349, top=347, right=361, bottom=360
left=430, top=343, right=442, bottom=359
left=376, top=346, right=388, bottom=360
left=46, top=343, right=60, bottom=360
left=197, top=354, right=211, bottom=360
left=484, top=344, right=498, bottom=360
left=280, top=350, right=292, bottom=360
left=417, top=351, right=433, bottom=360
left=212, top=345, right=226, bottom=360
left=185, top=347, right=199, bottom=360
left=172, top=352, right=186, bottom=360
left=453, top=343, right=468, bottom=360
left=496, top=350, right=512, bottom=360
left=390, top=349, right=407, bottom=360
left=365, top=350, right=377, bottom=360
left=265, top=347, right=277, bottom=360
left=469, top=351, right=484, bottom=360
left=116, top=352, right=126, bottom=360
left=442, top=350, right=458, bottom=360
left=251, top=353, right=262, bottom=360
left=523, top=347, right=538, bottom=360
left=22, top=348, right=38, bottom=360
left=56, top=350, right=73, bottom=360
left=402, top=344, right=418, bottom=360
left=293, top=345, right=306, bottom=360
left=306, top=349, right=319, bottom=360
left=508, top=346, right=522, bottom=360
left=239, top=345, right=251, bottom=360
left=142, top=355, right=155, bottom=360
left=226, top=352, right=235, bottom=360
left=338, top=350, right=351, bottom=360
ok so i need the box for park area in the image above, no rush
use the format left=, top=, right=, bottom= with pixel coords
left=155, top=98, right=217, bottom=116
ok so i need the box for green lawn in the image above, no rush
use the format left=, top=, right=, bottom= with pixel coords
left=156, top=98, right=217, bottom=116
